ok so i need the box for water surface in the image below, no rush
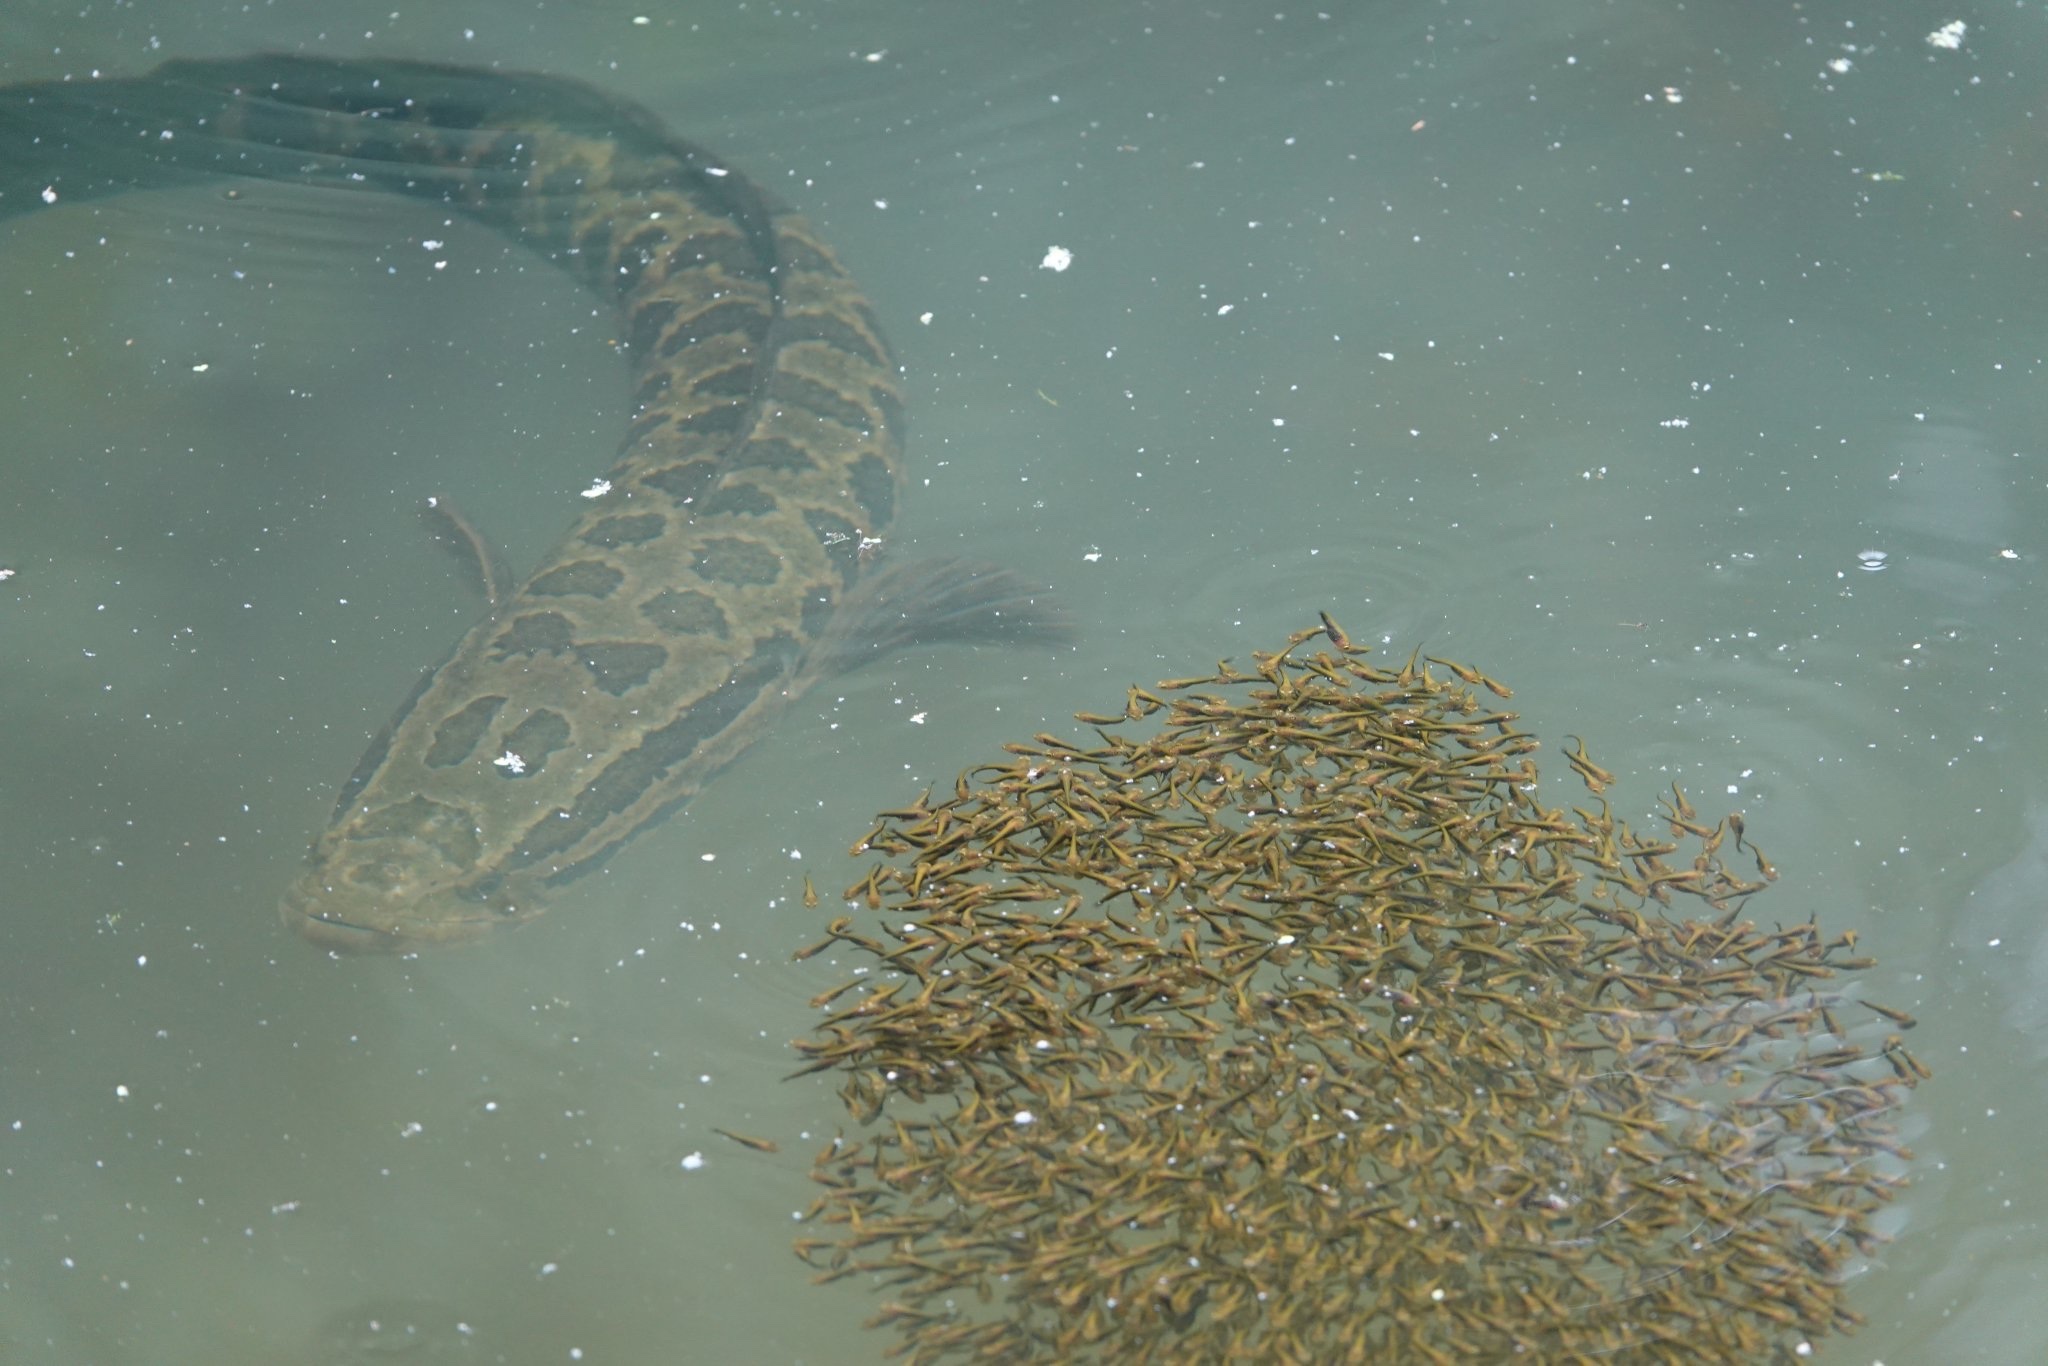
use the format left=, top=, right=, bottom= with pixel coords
left=4, top=3, right=2045, bottom=1360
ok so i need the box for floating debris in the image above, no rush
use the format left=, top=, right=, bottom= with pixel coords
left=793, top=619, right=1922, bottom=1363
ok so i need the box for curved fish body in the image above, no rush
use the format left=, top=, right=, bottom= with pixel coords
left=2, top=57, right=1031, bottom=950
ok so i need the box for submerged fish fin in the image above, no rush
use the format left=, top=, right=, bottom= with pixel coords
left=804, top=557, right=1069, bottom=678
left=421, top=494, right=514, bottom=611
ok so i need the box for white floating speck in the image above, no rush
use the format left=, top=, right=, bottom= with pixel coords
left=1040, top=245, right=1072, bottom=272
left=681, top=1151, right=706, bottom=1170
left=580, top=478, right=612, bottom=499
left=1013, top=1110, right=1035, bottom=1126
left=909, top=712, right=928, bottom=725
left=1856, top=549, right=1889, bottom=572
left=1925, top=20, right=1966, bottom=49
left=493, top=750, right=527, bottom=775
left=1998, top=548, right=2019, bottom=560
left=700, top=853, right=716, bottom=863
left=40, top=186, right=57, bottom=204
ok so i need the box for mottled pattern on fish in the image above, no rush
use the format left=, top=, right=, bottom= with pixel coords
left=1, top=56, right=1027, bottom=949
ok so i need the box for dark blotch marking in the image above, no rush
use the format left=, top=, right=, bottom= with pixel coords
left=500, top=709, right=572, bottom=776
left=511, top=635, right=801, bottom=870
left=620, top=411, right=673, bottom=450
left=491, top=611, right=576, bottom=660
left=847, top=452, right=896, bottom=528
left=425, top=694, right=508, bottom=768
left=698, top=484, right=778, bottom=518
left=330, top=664, right=439, bottom=819
left=580, top=513, right=668, bottom=549
left=805, top=509, right=862, bottom=585
left=670, top=228, right=769, bottom=281
left=779, top=308, right=887, bottom=370
left=640, top=460, right=719, bottom=503
left=613, top=217, right=683, bottom=270
left=871, top=381, right=906, bottom=445
left=657, top=298, right=771, bottom=360
left=631, top=369, right=673, bottom=409
left=694, top=536, right=783, bottom=587
left=669, top=403, right=750, bottom=439
left=627, top=297, right=680, bottom=355
left=527, top=560, right=625, bottom=598
left=771, top=372, right=875, bottom=434
left=581, top=642, right=668, bottom=696
left=687, top=359, right=760, bottom=400
left=727, top=436, right=818, bottom=475
left=640, top=588, right=730, bottom=638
